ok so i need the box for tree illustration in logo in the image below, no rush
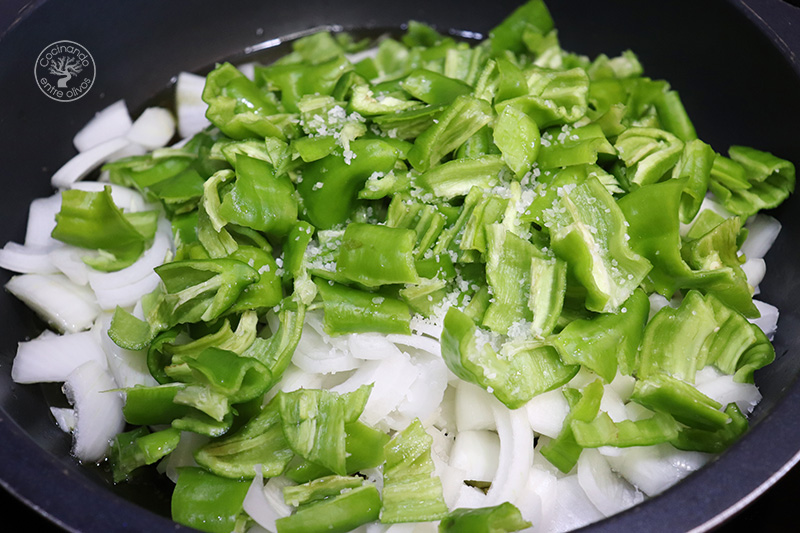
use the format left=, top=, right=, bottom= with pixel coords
left=49, top=56, right=83, bottom=88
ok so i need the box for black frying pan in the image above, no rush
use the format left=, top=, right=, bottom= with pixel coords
left=2, top=0, right=800, bottom=531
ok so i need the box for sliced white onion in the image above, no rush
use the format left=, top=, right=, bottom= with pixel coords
left=742, top=257, right=766, bottom=291
left=604, top=443, right=711, bottom=497
left=243, top=467, right=293, bottom=533
left=648, top=292, right=671, bottom=320
left=126, top=107, right=177, bottom=150
left=6, top=273, right=100, bottom=333
left=449, top=430, right=500, bottom=482
left=50, top=407, right=76, bottom=433
left=292, top=318, right=361, bottom=374
left=51, top=137, right=132, bottom=188
left=454, top=380, right=496, bottom=432
left=395, top=354, right=448, bottom=424
left=577, top=448, right=643, bottom=517
left=176, top=71, right=211, bottom=138
left=694, top=366, right=762, bottom=415
left=750, top=299, right=779, bottom=340
left=237, top=62, right=257, bottom=81
left=48, top=247, right=91, bottom=286
left=62, top=360, right=124, bottom=462
left=157, top=431, right=208, bottom=483
left=519, top=466, right=558, bottom=531
left=24, top=193, right=63, bottom=247
left=385, top=333, right=442, bottom=357
left=600, top=385, right=629, bottom=423
left=525, top=388, right=569, bottom=438
left=73, top=100, right=132, bottom=152
left=431, top=451, right=466, bottom=509
left=485, top=402, right=533, bottom=506
left=12, top=328, right=107, bottom=383
left=347, top=333, right=404, bottom=360
left=548, top=475, right=605, bottom=532
left=741, top=213, right=781, bottom=260
left=0, top=242, right=58, bottom=274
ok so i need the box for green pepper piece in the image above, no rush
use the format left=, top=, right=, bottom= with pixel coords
left=536, top=123, right=615, bottom=170
left=314, top=280, right=411, bottom=335
left=571, top=411, right=681, bottom=448
left=171, top=467, right=250, bottom=533
left=493, top=104, right=540, bottom=179
left=495, top=67, right=589, bottom=129
left=488, top=0, right=554, bottom=56
left=283, top=475, right=365, bottom=507
left=671, top=403, right=749, bottom=453
left=110, top=427, right=181, bottom=483
left=439, top=502, right=532, bottom=533
left=297, top=139, right=399, bottom=229
left=276, top=484, right=382, bottom=533
left=336, top=222, right=420, bottom=287
left=123, top=383, right=190, bottom=426
left=226, top=246, right=282, bottom=313
left=400, top=68, right=472, bottom=106
left=256, top=54, right=353, bottom=113
left=418, top=155, right=506, bottom=199
left=540, top=380, right=604, bottom=473
left=614, top=127, right=684, bottom=188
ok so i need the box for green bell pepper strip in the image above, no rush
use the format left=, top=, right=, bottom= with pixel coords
left=142, top=167, right=205, bottom=216
left=171, top=383, right=232, bottom=423
left=536, top=124, right=615, bottom=170
left=152, top=258, right=260, bottom=326
left=417, top=155, right=505, bottom=199
left=709, top=146, right=795, bottom=218
left=109, top=426, right=182, bottom=483
left=613, top=127, right=684, bottom=188
left=495, top=67, right=589, bottom=129
left=171, top=467, right=251, bottom=533
left=314, top=279, right=412, bottom=335
left=291, top=31, right=346, bottom=64
left=586, top=50, right=643, bottom=81
left=709, top=154, right=751, bottom=191
left=166, top=312, right=258, bottom=364
left=460, top=196, right=509, bottom=256
left=442, top=307, right=578, bottom=409
left=540, top=379, right=604, bottom=473
left=255, top=54, right=353, bottom=113
left=400, top=68, right=472, bottom=106
left=482, top=224, right=541, bottom=334
left=671, top=403, right=749, bottom=454
left=122, top=383, right=191, bottom=426
left=194, top=396, right=294, bottom=479
left=198, top=171, right=240, bottom=259
left=653, top=90, right=697, bottom=142
left=551, top=288, right=649, bottom=380
left=542, top=176, right=652, bottom=313
left=494, top=57, right=530, bottom=104
left=283, top=220, right=315, bottom=281
left=407, top=95, right=494, bottom=172
left=297, top=138, right=399, bottom=229
left=528, top=254, right=567, bottom=337
left=630, top=373, right=731, bottom=432
left=488, top=0, right=554, bottom=56
left=372, top=103, right=447, bottom=140
left=278, top=387, right=366, bottom=476
left=292, top=135, right=337, bottom=162
left=349, top=84, right=418, bottom=116
left=225, top=246, right=282, bottom=313
left=358, top=169, right=413, bottom=200
left=217, top=154, right=298, bottom=237
left=455, top=125, right=499, bottom=159
left=571, top=411, right=681, bottom=448
left=335, top=222, right=420, bottom=288
left=203, top=63, right=295, bottom=140
left=493, top=104, right=541, bottom=179
left=380, top=418, right=449, bottom=524
left=285, top=420, right=391, bottom=483
left=108, top=305, right=159, bottom=352
left=283, top=475, right=365, bottom=507
left=171, top=407, right=234, bottom=438
left=439, top=502, right=531, bottom=533
left=276, top=484, right=382, bottom=533
left=104, top=151, right=194, bottom=197
left=638, top=290, right=718, bottom=383
left=179, top=347, right=272, bottom=405
left=241, top=299, right=305, bottom=386
left=672, top=139, right=715, bottom=223
left=51, top=186, right=153, bottom=272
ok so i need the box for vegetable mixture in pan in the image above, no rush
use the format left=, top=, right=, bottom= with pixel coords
left=0, top=1, right=794, bottom=532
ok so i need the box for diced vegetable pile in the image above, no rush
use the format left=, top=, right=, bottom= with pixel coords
left=0, top=1, right=795, bottom=532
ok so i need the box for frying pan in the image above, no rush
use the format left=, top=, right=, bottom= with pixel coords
left=2, top=0, right=800, bottom=531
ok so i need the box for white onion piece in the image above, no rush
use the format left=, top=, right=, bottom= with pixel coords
left=347, top=332, right=403, bottom=360
left=521, top=466, right=558, bottom=531
left=126, top=107, right=176, bottom=150
left=385, top=333, right=441, bottom=356
left=395, top=354, right=448, bottom=424
left=51, top=137, right=132, bottom=188
left=525, top=388, right=569, bottom=438
left=742, top=257, right=766, bottom=291
left=98, top=313, right=159, bottom=388
left=292, top=320, right=360, bottom=374
left=175, top=72, right=211, bottom=138
left=0, top=242, right=58, bottom=274
left=679, top=197, right=733, bottom=237
left=485, top=402, right=533, bottom=506
left=6, top=273, right=100, bottom=333
left=73, top=100, right=132, bottom=152
left=50, top=407, right=76, bottom=433
left=243, top=467, right=292, bottom=533
left=62, top=360, right=124, bottom=462
left=69, top=181, right=149, bottom=212
left=577, top=448, right=643, bottom=517
left=607, top=372, right=636, bottom=401
left=741, top=214, right=781, bottom=260
left=12, top=328, right=107, bottom=383
left=454, top=483, right=489, bottom=509
left=605, top=443, right=711, bottom=497
left=449, top=430, right=500, bottom=482
left=548, top=475, right=604, bottom=532
left=750, top=299, right=779, bottom=340
left=454, top=380, right=496, bottom=432
left=238, top=62, right=257, bottom=80
left=48, top=247, right=91, bottom=286
left=432, top=451, right=466, bottom=509
left=25, top=193, right=63, bottom=247
left=158, top=431, right=208, bottom=483
left=694, top=366, right=762, bottom=414
left=647, top=292, right=670, bottom=320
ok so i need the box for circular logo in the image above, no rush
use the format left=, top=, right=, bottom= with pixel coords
left=34, top=40, right=96, bottom=102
